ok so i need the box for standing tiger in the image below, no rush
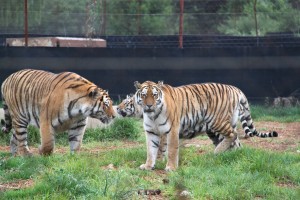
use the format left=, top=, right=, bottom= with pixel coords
left=1, top=69, right=116, bottom=156
left=117, top=94, right=167, bottom=160
left=134, top=81, right=278, bottom=171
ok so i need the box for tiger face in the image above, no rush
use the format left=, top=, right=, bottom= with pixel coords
left=63, top=83, right=115, bottom=124
left=117, top=94, right=136, bottom=117
left=134, top=81, right=163, bottom=113
left=88, top=90, right=115, bottom=124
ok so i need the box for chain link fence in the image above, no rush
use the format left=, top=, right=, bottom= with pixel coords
left=1, top=0, right=300, bottom=47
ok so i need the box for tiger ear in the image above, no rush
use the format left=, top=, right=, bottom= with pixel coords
left=158, top=81, right=164, bottom=88
left=134, top=81, right=141, bottom=90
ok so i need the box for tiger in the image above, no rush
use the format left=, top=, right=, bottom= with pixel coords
left=117, top=94, right=143, bottom=118
left=1, top=69, right=116, bottom=156
left=134, top=81, right=278, bottom=171
left=117, top=94, right=167, bottom=160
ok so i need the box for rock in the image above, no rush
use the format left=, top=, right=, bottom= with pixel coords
left=180, top=190, right=192, bottom=198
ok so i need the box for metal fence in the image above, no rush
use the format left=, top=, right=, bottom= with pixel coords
left=1, top=0, right=300, bottom=47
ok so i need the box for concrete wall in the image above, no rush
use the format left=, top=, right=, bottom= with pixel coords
left=1, top=47, right=299, bottom=102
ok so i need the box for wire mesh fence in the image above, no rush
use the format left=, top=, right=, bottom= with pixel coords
left=1, top=0, right=300, bottom=47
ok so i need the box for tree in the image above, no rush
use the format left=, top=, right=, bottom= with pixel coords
left=105, top=0, right=175, bottom=35
left=0, top=0, right=177, bottom=36
left=175, top=0, right=226, bottom=34
left=218, top=0, right=300, bottom=36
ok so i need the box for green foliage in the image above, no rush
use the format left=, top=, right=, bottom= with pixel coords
left=168, top=147, right=300, bottom=199
left=0, top=118, right=142, bottom=147
left=1, top=0, right=299, bottom=35
left=250, top=105, right=300, bottom=122
left=84, top=118, right=142, bottom=142
left=0, top=0, right=176, bottom=35
left=106, top=0, right=175, bottom=35
left=218, top=0, right=300, bottom=36
left=0, top=145, right=299, bottom=199
left=0, top=153, right=53, bottom=183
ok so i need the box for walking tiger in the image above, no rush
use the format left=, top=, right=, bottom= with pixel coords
left=1, top=69, right=116, bottom=156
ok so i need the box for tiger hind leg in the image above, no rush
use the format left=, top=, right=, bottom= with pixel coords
left=12, top=125, right=32, bottom=156
left=214, top=130, right=241, bottom=154
left=10, top=130, right=18, bottom=156
left=207, top=130, right=224, bottom=147
left=1, top=99, right=12, bottom=133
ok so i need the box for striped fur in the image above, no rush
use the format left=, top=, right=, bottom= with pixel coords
left=1, top=69, right=115, bottom=156
left=117, top=94, right=167, bottom=160
left=117, top=94, right=143, bottom=118
left=134, top=81, right=278, bottom=171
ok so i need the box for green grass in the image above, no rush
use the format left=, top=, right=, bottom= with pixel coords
left=0, top=107, right=299, bottom=199
left=0, top=146, right=299, bottom=199
left=250, top=105, right=300, bottom=122
left=0, top=118, right=142, bottom=146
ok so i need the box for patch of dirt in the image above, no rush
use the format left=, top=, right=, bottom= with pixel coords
left=0, top=141, right=142, bottom=155
left=0, top=179, right=34, bottom=192
left=181, top=122, right=300, bottom=153
left=240, top=122, right=300, bottom=152
left=276, top=181, right=298, bottom=188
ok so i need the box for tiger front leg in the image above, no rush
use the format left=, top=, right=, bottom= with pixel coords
left=165, top=130, right=179, bottom=171
left=140, top=131, right=161, bottom=170
left=157, top=134, right=167, bottom=161
left=39, top=122, right=55, bottom=155
left=68, top=120, right=87, bottom=153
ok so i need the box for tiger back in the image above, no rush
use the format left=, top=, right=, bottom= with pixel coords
left=134, top=81, right=278, bottom=171
left=1, top=69, right=116, bottom=156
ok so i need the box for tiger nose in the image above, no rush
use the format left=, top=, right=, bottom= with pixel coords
left=146, top=104, right=152, bottom=108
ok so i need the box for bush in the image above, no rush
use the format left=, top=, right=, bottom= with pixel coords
left=0, top=118, right=143, bottom=147
left=84, top=118, right=142, bottom=142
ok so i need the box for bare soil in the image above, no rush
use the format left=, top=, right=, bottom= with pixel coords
left=184, top=121, right=300, bottom=153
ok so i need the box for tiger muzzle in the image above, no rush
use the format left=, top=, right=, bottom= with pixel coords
left=144, top=104, right=154, bottom=113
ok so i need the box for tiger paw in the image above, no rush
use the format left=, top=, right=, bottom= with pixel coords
left=1, top=127, right=9, bottom=134
left=165, top=165, right=176, bottom=172
left=18, top=150, right=33, bottom=157
left=139, top=164, right=154, bottom=170
left=38, top=146, right=53, bottom=156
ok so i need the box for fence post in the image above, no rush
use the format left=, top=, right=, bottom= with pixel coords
left=24, top=0, right=28, bottom=47
left=179, top=0, right=184, bottom=48
left=253, top=0, right=259, bottom=46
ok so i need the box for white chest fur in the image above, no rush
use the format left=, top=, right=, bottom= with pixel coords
left=143, top=108, right=171, bottom=136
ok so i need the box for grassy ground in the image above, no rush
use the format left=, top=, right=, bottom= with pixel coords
left=250, top=105, right=300, bottom=122
left=0, top=106, right=299, bottom=199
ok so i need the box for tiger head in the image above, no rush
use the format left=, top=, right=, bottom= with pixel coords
left=117, top=94, right=142, bottom=118
left=134, top=81, right=164, bottom=113
left=88, top=89, right=115, bottom=124
left=67, top=84, right=115, bottom=124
